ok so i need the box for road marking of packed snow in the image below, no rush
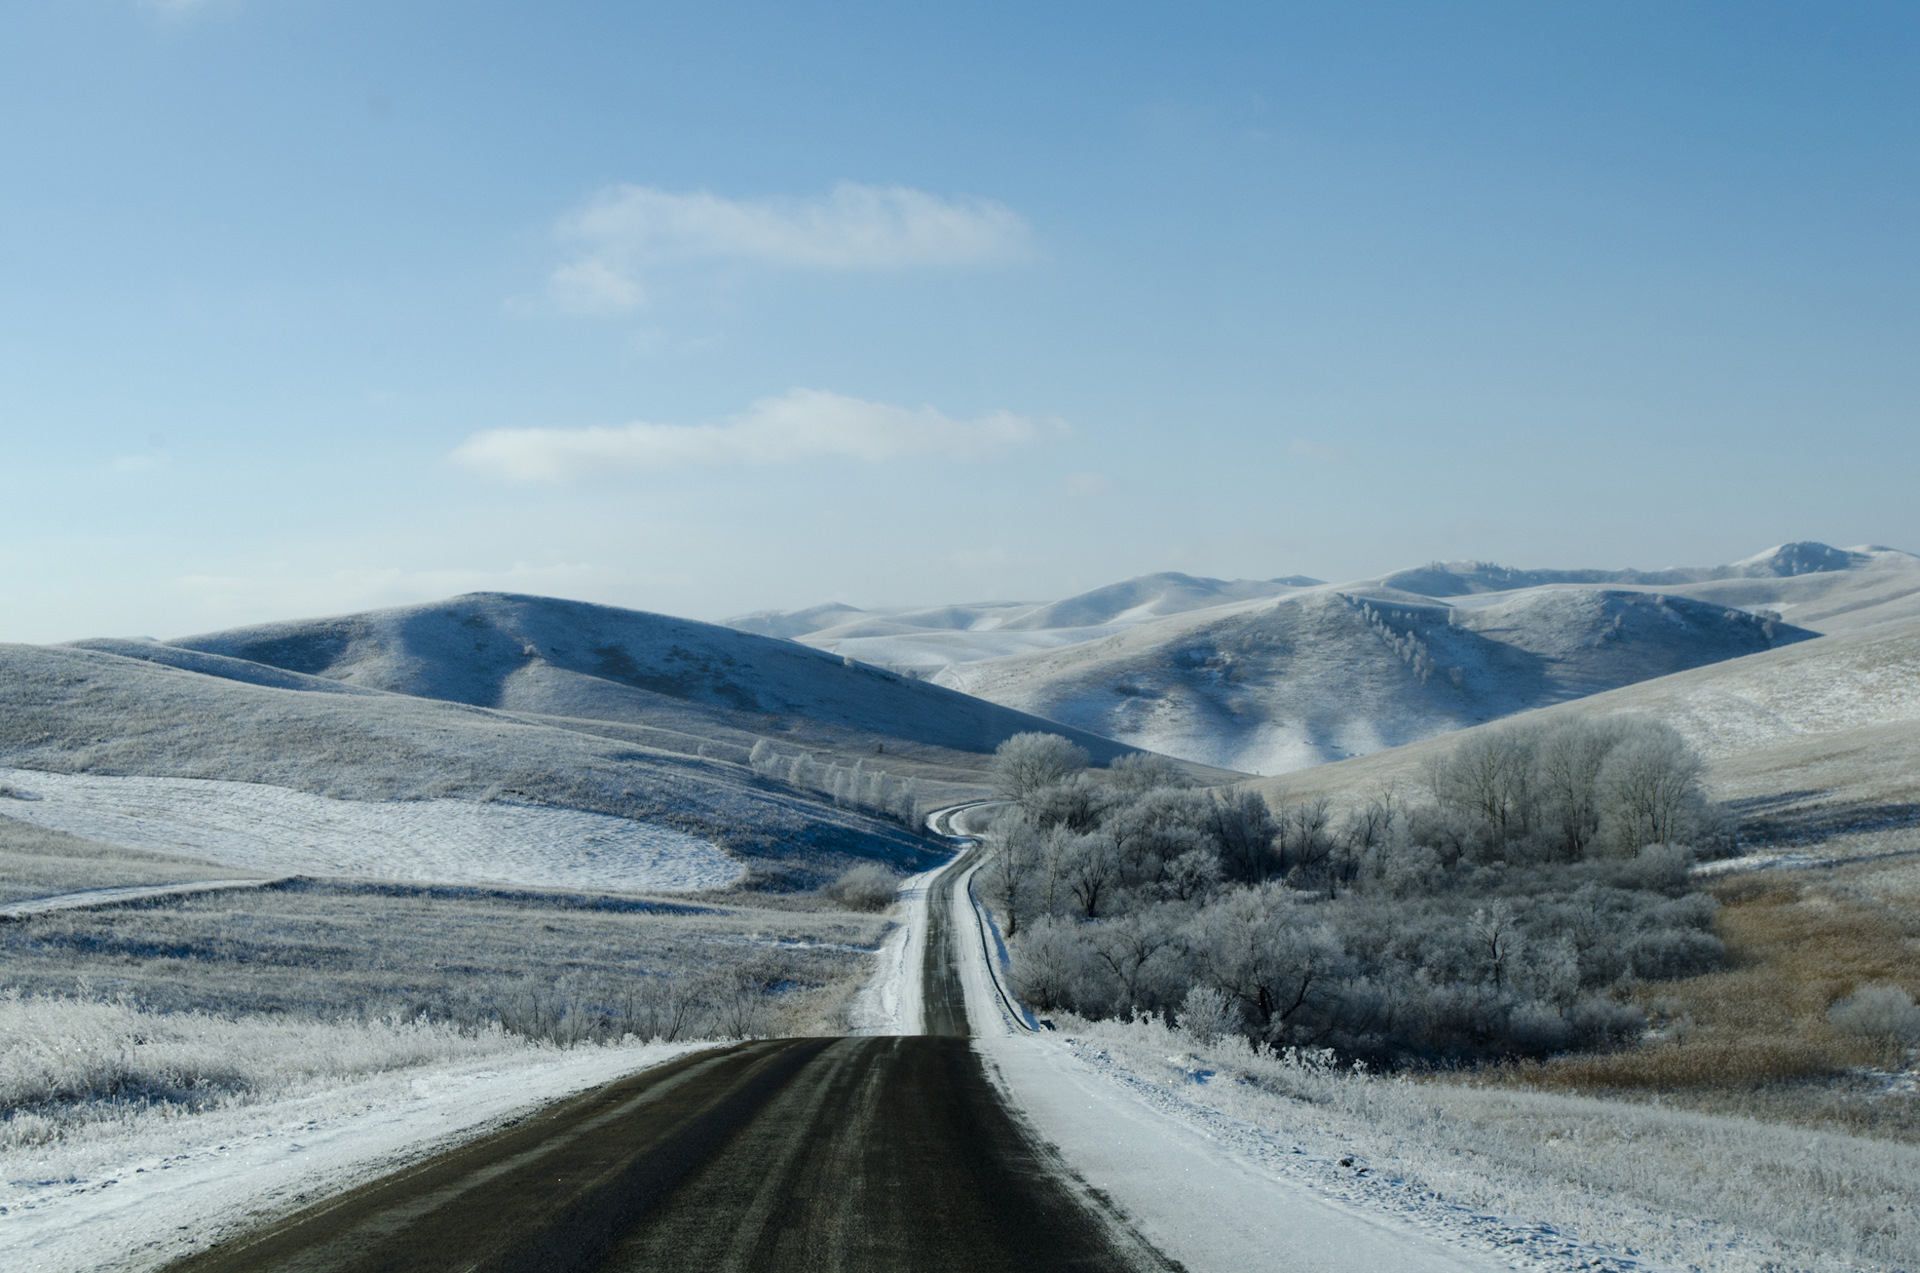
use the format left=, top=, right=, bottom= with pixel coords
left=0, top=769, right=740, bottom=894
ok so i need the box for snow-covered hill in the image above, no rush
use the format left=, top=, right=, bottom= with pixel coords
left=1248, top=612, right=1920, bottom=870
left=726, top=572, right=1323, bottom=675
left=0, top=642, right=946, bottom=889
left=1366, top=543, right=1920, bottom=634
left=126, top=593, right=1136, bottom=767
left=738, top=543, right=1914, bottom=774
left=936, top=588, right=1812, bottom=774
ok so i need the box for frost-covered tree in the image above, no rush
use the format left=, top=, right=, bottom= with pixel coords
left=991, top=732, right=1090, bottom=802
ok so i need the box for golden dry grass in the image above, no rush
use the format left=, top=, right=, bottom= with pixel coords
left=1489, top=863, right=1920, bottom=1139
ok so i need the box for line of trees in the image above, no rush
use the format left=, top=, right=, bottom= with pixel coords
left=982, top=721, right=1726, bottom=1064
left=748, top=740, right=922, bottom=828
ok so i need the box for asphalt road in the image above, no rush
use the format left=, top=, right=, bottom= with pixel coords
left=163, top=837, right=1178, bottom=1273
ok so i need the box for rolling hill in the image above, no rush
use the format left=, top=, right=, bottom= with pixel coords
left=12, top=594, right=1232, bottom=889
left=1249, top=611, right=1920, bottom=867
left=738, top=543, right=1916, bottom=775
left=97, top=593, right=1143, bottom=772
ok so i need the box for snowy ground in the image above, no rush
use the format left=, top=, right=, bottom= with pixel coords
left=0, top=1037, right=711, bottom=1273
left=0, top=768, right=740, bottom=894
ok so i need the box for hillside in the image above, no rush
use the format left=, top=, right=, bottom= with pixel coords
left=725, top=572, right=1322, bottom=675
left=1366, top=543, right=1920, bottom=635
left=129, top=593, right=1143, bottom=771
left=0, top=641, right=948, bottom=890
left=1249, top=612, right=1920, bottom=834
left=732, top=543, right=1915, bottom=773
left=936, top=587, right=1812, bottom=774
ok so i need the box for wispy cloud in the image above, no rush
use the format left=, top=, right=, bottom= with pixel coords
left=451, top=389, right=1056, bottom=483
left=546, top=182, right=1033, bottom=314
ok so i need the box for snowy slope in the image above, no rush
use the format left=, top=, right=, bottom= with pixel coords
left=1248, top=613, right=1920, bottom=822
left=0, top=642, right=942, bottom=888
left=726, top=573, right=1322, bottom=675
left=937, top=587, right=1812, bottom=775
left=1367, top=542, right=1920, bottom=635
left=733, top=543, right=1912, bottom=773
left=0, top=768, right=740, bottom=893
left=156, top=592, right=1130, bottom=764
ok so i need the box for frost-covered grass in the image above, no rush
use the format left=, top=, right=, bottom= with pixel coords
left=0, top=1017, right=709, bottom=1273
left=0, top=879, right=889, bottom=1042
left=0, top=991, right=536, bottom=1152
left=1064, top=1011, right=1920, bottom=1272
left=0, top=814, right=243, bottom=907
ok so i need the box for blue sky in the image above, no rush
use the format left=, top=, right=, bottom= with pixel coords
left=3, top=1, right=1916, bottom=641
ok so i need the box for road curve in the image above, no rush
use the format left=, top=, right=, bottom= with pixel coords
left=162, top=819, right=1178, bottom=1273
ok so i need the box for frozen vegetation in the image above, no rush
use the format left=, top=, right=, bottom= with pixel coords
left=982, top=725, right=1726, bottom=1064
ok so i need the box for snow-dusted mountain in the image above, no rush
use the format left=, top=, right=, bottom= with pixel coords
left=738, top=543, right=1917, bottom=775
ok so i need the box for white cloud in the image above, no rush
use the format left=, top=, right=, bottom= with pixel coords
left=450, top=389, right=1056, bottom=482
left=546, top=182, right=1033, bottom=314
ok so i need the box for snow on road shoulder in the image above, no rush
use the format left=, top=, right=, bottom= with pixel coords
left=0, top=768, right=740, bottom=894
left=1, top=1040, right=713, bottom=1273
left=845, top=858, right=941, bottom=1036
left=976, top=1031, right=1509, bottom=1273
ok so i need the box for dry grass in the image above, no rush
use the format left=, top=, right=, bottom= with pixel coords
left=1495, top=862, right=1920, bottom=1140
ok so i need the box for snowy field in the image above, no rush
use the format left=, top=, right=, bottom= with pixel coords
left=0, top=994, right=711, bottom=1273
left=0, top=769, right=740, bottom=894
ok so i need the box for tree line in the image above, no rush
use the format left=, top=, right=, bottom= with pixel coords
left=748, top=739, right=922, bottom=829
left=982, top=719, right=1727, bottom=1064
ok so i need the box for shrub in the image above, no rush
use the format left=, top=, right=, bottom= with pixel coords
left=1829, top=985, right=1920, bottom=1043
left=822, top=863, right=902, bottom=912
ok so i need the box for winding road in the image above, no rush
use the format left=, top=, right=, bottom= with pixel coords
left=161, top=807, right=1179, bottom=1273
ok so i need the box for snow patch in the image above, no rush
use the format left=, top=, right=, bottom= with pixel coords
left=0, top=769, right=740, bottom=894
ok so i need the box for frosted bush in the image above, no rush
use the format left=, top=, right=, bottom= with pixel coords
left=822, top=863, right=902, bottom=912
left=1174, top=984, right=1237, bottom=1046
left=1829, top=984, right=1920, bottom=1043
